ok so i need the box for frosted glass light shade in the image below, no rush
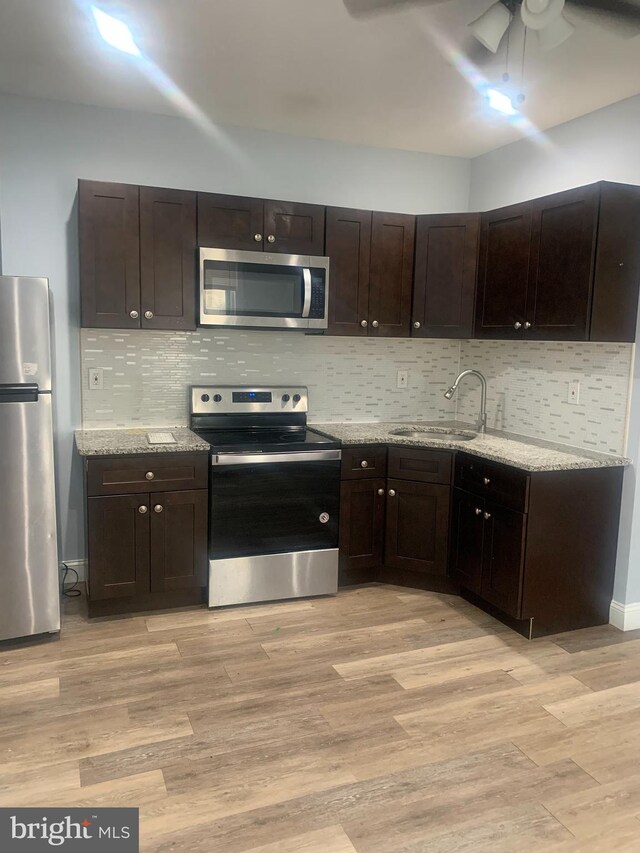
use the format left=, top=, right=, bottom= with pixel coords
left=469, top=2, right=513, bottom=53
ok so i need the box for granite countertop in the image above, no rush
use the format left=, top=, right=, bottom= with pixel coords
left=310, top=420, right=631, bottom=473
left=75, top=427, right=210, bottom=457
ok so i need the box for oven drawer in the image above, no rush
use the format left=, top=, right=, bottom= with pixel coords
left=454, top=453, right=529, bottom=512
left=87, top=453, right=209, bottom=496
left=341, top=445, right=387, bottom=480
left=388, top=447, right=453, bottom=485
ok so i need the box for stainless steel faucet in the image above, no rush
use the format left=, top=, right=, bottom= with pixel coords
left=444, top=370, right=487, bottom=434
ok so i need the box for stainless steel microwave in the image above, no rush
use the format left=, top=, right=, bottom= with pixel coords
left=199, top=248, right=330, bottom=330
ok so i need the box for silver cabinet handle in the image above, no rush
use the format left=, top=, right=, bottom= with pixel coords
left=377, top=488, right=385, bottom=496
left=360, top=460, right=369, bottom=468
left=154, top=504, right=163, bottom=513
left=129, top=310, right=139, bottom=319
left=475, top=507, right=482, bottom=515
left=372, top=320, right=379, bottom=328
left=360, top=320, right=368, bottom=327
left=514, top=321, right=522, bottom=330
left=144, top=310, right=154, bottom=320
left=524, top=321, right=531, bottom=329
left=254, top=233, right=262, bottom=242
left=483, top=511, right=492, bottom=520
left=145, top=471, right=155, bottom=481
left=414, top=321, right=421, bottom=329
left=388, top=489, right=396, bottom=497
left=138, top=505, right=148, bottom=514
left=267, top=235, right=276, bottom=244
left=483, top=477, right=491, bottom=485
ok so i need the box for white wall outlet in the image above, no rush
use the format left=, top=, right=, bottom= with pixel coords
left=567, top=380, right=580, bottom=405
left=397, top=370, right=408, bottom=389
left=88, top=368, right=103, bottom=390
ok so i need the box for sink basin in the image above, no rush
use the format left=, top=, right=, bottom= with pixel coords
left=389, top=427, right=477, bottom=442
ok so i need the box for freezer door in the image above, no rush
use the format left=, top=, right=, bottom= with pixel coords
left=0, top=393, right=60, bottom=640
left=0, top=276, right=52, bottom=389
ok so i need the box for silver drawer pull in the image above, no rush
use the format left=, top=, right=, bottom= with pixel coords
left=371, top=320, right=379, bottom=328
left=414, top=321, right=421, bottom=329
left=483, top=477, right=491, bottom=485
left=254, top=233, right=262, bottom=242
left=146, top=471, right=155, bottom=480
left=388, top=489, right=396, bottom=497
left=524, top=321, right=531, bottom=330
left=144, top=310, right=154, bottom=320
left=378, top=488, right=385, bottom=496
left=360, top=319, right=368, bottom=327
left=514, top=321, right=522, bottom=330
left=475, top=507, right=482, bottom=515
left=129, top=310, right=139, bottom=319
left=267, top=235, right=276, bottom=244
left=138, top=505, right=148, bottom=514
left=154, top=504, right=163, bottom=513
left=483, top=511, right=492, bottom=520
left=360, top=460, right=369, bottom=468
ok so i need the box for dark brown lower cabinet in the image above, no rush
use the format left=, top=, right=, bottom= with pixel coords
left=480, top=500, right=526, bottom=616
left=338, top=478, right=385, bottom=585
left=384, top=479, right=450, bottom=575
left=450, top=488, right=484, bottom=595
left=87, top=489, right=207, bottom=611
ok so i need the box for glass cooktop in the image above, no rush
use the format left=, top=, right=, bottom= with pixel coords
left=191, top=426, right=339, bottom=454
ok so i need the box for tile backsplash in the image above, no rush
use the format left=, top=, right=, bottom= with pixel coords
left=80, top=330, right=633, bottom=456
left=80, top=330, right=460, bottom=427
left=456, top=340, right=632, bottom=455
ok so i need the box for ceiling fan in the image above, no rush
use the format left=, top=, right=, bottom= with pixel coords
left=344, top=0, right=640, bottom=55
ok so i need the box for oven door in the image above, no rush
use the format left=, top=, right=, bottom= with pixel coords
left=209, top=450, right=340, bottom=559
left=199, top=248, right=328, bottom=330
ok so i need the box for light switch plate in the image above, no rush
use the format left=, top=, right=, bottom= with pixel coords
left=88, top=368, right=103, bottom=390
left=397, top=370, right=408, bottom=389
left=567, top=380, right=580, bottom=405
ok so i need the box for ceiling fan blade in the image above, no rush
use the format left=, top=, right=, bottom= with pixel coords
left=566, top=0, right=640, bottom=34
left=343, top=0, right=444, bottom=18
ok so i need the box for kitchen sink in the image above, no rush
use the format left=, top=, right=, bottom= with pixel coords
left=389, top=427, right=477, bottom=442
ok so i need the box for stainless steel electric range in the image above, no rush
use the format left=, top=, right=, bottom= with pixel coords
left=190, top=386, right=341, bottom=608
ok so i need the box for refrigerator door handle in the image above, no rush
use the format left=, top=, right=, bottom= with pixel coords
left=0, top=383, right=39, bottom=402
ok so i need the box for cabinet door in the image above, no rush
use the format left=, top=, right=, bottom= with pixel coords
left=525, top=185, right=599, bottom=340
left=140, top=187, right=197, bottom=331
left=480, top=501, right=527, bottom=617
left=325, top=207, right=372, bottom=336
left=369, top=212, right=415, bottom=337
left=384, top=479, right=450, bottom=574
left=263, top=200, right=326, bottom=255
left=79, top=180, right=140, bottom=329
left=449, top=488, right=484, bottom=594
left=339, top=478, right=386, bottom=583
left=150, top=489, right=208, bottom=592
left=87, top=494, right=150, bottom=600
left=476, top=202, right=532, bottom=339
left=413, top=213, right=479, bottom=339
left=197, top=193, right=264, bottom=250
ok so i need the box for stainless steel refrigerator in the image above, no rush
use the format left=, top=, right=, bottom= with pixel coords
left=0, top=276, right=60, bottom=641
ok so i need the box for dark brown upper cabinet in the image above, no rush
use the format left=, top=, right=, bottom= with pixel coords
left=79, top=180, right=140, bottom=329
left=325, top=207, right=372, bottom=336
left=197, top=194, right=325, bottom=255
left=140, top=187, right=197, bottom=331
left=326, top=208, right=415, bottom=337
left=412, top=213, right=480, bottom=339
left=476, top=182, right=640, bottom=343
left=475, top=201, right=533, bottom=339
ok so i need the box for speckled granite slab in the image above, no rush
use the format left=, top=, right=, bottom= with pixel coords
left=310, top=420, right=630, bottom=472
left=75, top=428, right=210, bottom=457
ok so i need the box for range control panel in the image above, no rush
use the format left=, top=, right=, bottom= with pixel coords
left=190, top=385, right=309, bottom=415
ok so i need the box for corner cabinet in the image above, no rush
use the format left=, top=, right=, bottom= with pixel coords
left=476, top=182, right=640, bottom=342
left=197, top=193, right=325, bottom=255
left=84, top=453, right=209, bottom=616
left=326, top=208, right=415, bottom=337
left=412, top=213, right=480, bottom=339
left=79, top=180, right=197, bottom=330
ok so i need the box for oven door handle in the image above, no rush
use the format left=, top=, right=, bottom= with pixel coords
left=301, top=268, right=312, bottom=319
left=213, top=449, right=341, bottom=465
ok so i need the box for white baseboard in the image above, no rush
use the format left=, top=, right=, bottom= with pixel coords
left=609, top=600, right=640, bottom=631
left=60, top=559, right=86, bottom=583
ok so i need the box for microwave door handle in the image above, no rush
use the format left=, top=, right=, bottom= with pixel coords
left=302, top=268, right=312, bottom=318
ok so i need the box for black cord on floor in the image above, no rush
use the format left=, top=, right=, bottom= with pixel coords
left=61, top=562, right=81, bottom=598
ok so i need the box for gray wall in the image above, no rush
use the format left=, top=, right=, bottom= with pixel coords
left=0, top=92, right=471, bottom=562
left=470, top=93, right=640, bottom=606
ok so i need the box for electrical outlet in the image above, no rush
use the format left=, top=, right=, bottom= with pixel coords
left=397, top=370, right=408, bottom=389
left=88, top=368, right=103, bottom=390
left=567, top=380, right=580, bottom=405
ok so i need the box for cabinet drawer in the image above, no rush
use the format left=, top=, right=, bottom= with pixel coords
left=388, top=447, right=452, bottom=485
left=341, top=445, right=387, bottom=480
left=454, top=453, right=529, bottom=512
left=87, top=453, right=209, bottom=496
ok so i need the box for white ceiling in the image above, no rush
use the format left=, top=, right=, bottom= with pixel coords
left=1, top=0, right=639, bottom=157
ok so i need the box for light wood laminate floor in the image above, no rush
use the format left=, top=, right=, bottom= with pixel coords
left=3, top=585, right=640, bottom=851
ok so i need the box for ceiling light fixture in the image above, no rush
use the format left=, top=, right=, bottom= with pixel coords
left=91, top=6, right=141, bottom=57
left=520, top=0, right=574, bottom=51
left=469, top=2, right=513, bottom=53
